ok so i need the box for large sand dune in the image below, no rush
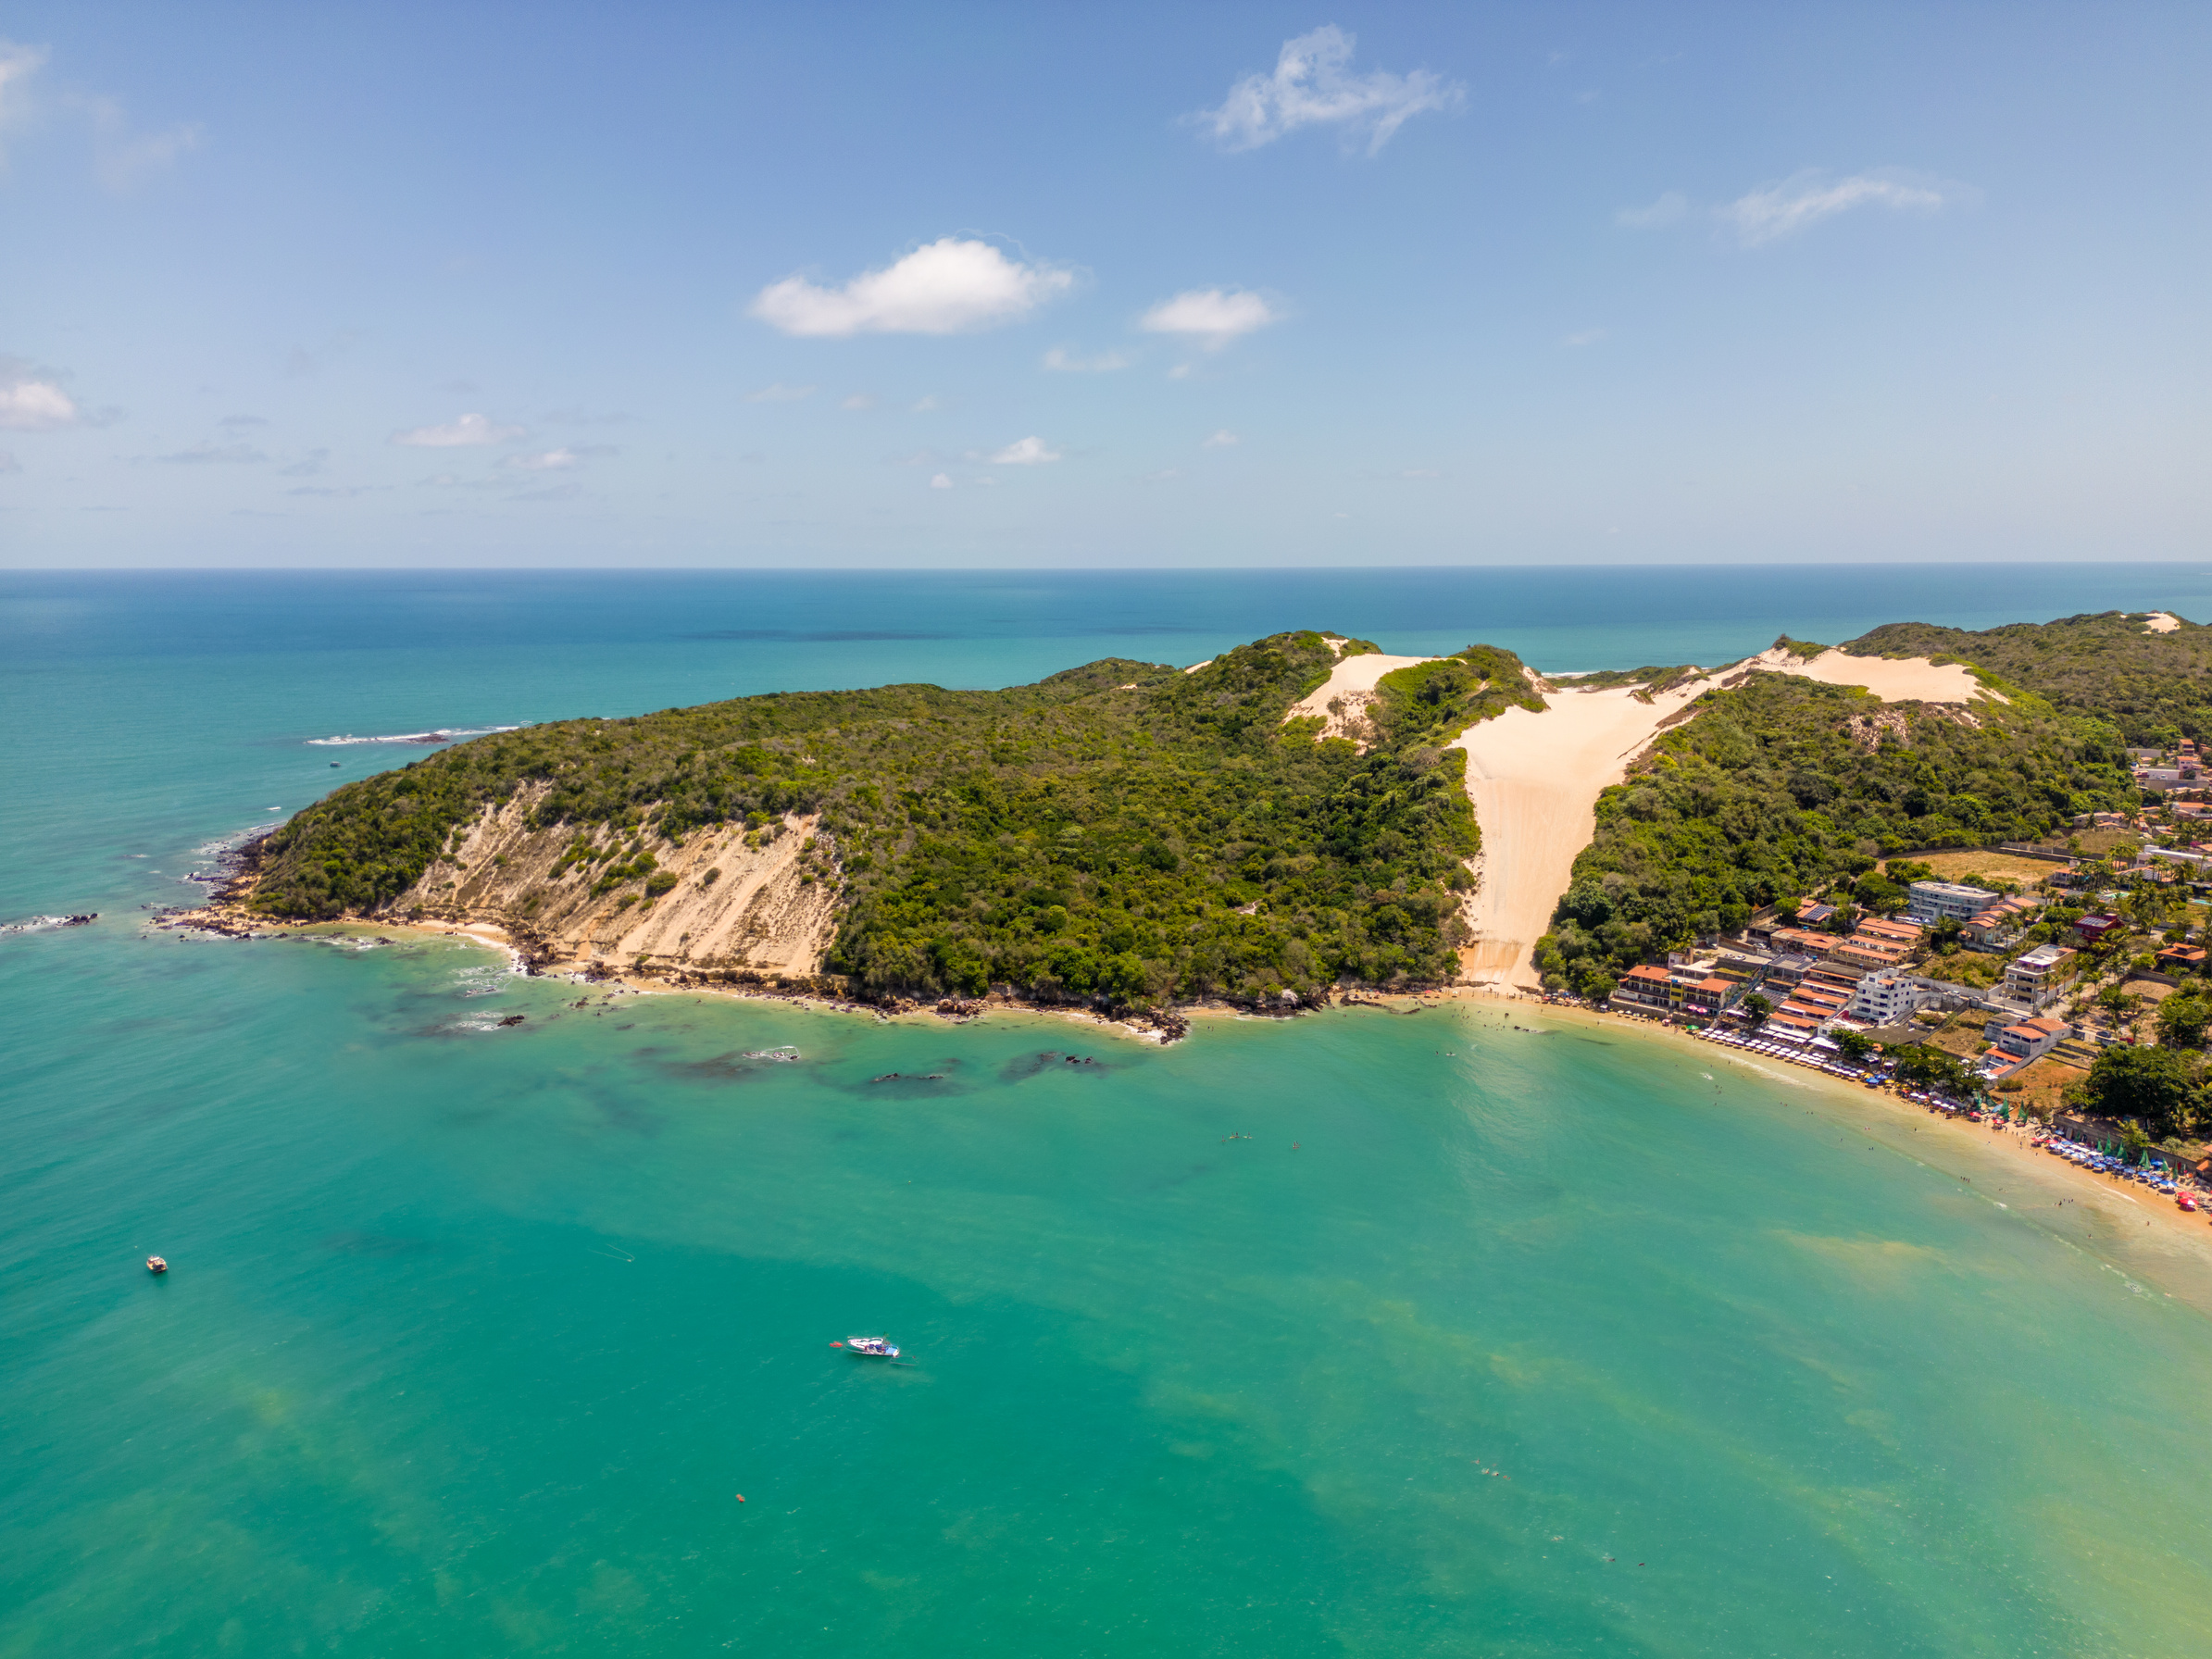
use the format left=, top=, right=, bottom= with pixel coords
left=1450, top=680, right=1711, bottom=991
left=1439, top=645, right=1999, bottom=993
left=1738, top=646, right=1998, bottom=705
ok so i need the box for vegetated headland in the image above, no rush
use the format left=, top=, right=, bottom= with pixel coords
left=171, top=611, right=2202, bottom=1062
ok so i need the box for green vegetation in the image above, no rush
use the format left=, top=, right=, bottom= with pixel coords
left=1890, top=1043, right=1975, bottom=1097
left=2078, top=1044, right=2202, bottom=1137
left=248, top=631, right=1519, bottom=1007
left=1535, top=671, right=2135, bottom=997
left=1845, top=610, right=2212, bottom=746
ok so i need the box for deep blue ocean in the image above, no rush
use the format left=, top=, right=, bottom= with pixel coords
left=6, top=565, right=2212, bottom=1657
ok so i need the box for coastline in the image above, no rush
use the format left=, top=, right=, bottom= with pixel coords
left=158, top=903, right=2212, bottom=1268
left=1442, top=988, right=2212, bottom=1270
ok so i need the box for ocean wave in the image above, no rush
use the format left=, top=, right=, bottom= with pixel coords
left=1, top=914, right=96, bottom=935
left=307, top=725, right=522, bottom=747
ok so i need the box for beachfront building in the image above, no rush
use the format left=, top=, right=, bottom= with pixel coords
left=1907, top=880, right=2001, bottom=924
left=1611, top=965, right=1673, bottom=1013
left=1681, top=976, right=1738, bottom=1020
left=1854, top=916, right=1924, bottom=947
left=1845, top=971, right=1932, bottom=1026
left=1985, top=1016, right=2071, bottom=1065
left=1762, top=953, right=1816, bottom=991
left=2002, top=943, right=2079, bottom=1011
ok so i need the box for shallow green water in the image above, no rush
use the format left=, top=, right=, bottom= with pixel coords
left=9, top=928, right=2212, bottom=1656
left=8, top=569, right=2212, bottom=1655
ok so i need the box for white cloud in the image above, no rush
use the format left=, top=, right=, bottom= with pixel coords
left=1202, top=429, right=1239, bottom=448
left=279, top=450, right=329, bottom=477
left=910, top=395, right=940, bottom=412
left=156, top=442, right=265, bottom=464
left=745, top=382, right=815, bottom=403
left=1562, top=328, right=1606, bottom=347
left=1720, top=170, right=1953, bottom=247
left=841, top=393, right=878, bottom=410
left=1615, top=191, right=1686, bottom=230
left=1168, top=364, right=1192, bottom=380
left=984, top=436, right=1061, bottom=466
left=930, top=472, right=952, bottom=489
left=391, top=412, right=524, bottom=447
left=1139, top=289, right=1279, bottom=349
left=0, top=359, right=80, bottom=430
left=1043, top=346, right=1128, bottom=373
left=749, top=238, right=1074, bottom=337
left=503, top=448, right=582, bottom=472
left=1196, top=26, right=1462, bottom=156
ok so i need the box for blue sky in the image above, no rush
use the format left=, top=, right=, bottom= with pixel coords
left=2, top=3, right=2204, bottom=568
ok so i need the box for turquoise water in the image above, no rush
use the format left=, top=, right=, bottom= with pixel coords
left=7, top=568, right=2212, bottom=1656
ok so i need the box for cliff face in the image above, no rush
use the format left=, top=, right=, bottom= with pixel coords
left=385, top=785, right=843, bottom=978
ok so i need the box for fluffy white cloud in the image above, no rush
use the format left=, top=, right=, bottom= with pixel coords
left=841, top=393, right=878, bottom=410
left=985, top=436, right=1060, bottom=466
left=749, top=238, right=1074, bottom=337
left=1615, top=191, right=1687, bottom=230
left=745, top=382, right=815, bottom=403
left=1721, top=170, right=1951, bottom=246
left=390, top=412, right=524, bottom=447
left=1197, top=26, right=1461, bottom=156
left=1202, top=429, right=1239, bottom=448
left=1139, top=289, right=1279, bottom=348
left=0, top=359, right=80, bottom=430
left=930, top=472, right=952, bottom=489
left=1043, top=347, right=1128, bottom=372
left=1562, top=328, right=1606, bottom=347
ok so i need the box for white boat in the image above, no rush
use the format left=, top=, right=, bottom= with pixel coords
left=843, top=1335, right=899, bottom=1358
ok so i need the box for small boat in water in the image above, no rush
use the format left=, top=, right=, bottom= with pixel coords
left=840, top=1335, right=900, bottom=1358
left=145, top=1256, right=168, bottom=1275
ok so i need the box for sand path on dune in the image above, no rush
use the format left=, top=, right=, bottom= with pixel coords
left=1450, top=680, right=1713, bottom=992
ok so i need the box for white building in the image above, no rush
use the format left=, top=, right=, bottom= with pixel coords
left=1846, top=971, right=1934, bottom=1026
left=1907, top=879, right=2000, bottom=924
left=2002, top=942, right=2078, bottom=1012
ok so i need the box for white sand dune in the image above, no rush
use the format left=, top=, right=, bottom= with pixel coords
left=1740, top=646, right=1998, bottom=705
left=2144, top=611, right=2181, bottom=634
left=1278, top=638, right=2001, bottom=994
left=1286, top=652, right=1434, bottom=745
left=1450, top=680, right=1711, bottom=992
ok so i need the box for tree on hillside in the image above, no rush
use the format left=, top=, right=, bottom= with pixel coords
left=2156, top=993, right=2212, bottom=1050
left=2081, top=1044, right=2202, bottom=1137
